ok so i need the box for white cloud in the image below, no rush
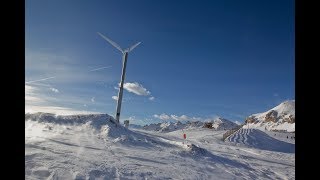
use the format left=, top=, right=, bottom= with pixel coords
left=25, top=96, right=45, bottom=103
left=123, top=82, right=151, bottom=96
left=153, top=113, right=171, bottom=120
left=26, top=84, right=58, bottom=106
left=191, top=117, right=203, bottom=121
left=273, top=93, right=279, bottom=97
left=25, top=105, right=102, bottom=115
left=112, top=96, right=118, bottom=101
left=25, top=51, right=115, bottom=85
left=26, top=76, right=56, bottom=83
left=91, top=97, right=95, bottom=102
left=50, top=87, right=59, bottom=93
left=149, top=96, right=155, bottom=101
left=25, top=84, right=37, bottom=93
left=235, top=121, right=242, bottom=125
left=26, top=84, right=104, bottom=115
left=25, top=85, right=45, bottom=104
left=128, top=116, right=135, bottom=121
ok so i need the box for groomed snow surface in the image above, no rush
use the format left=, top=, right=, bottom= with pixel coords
left=26, top=113, right=295, bottom=180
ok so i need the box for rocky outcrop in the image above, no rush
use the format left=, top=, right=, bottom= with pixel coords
left=283, top=115, right=295, bottom=123
left=264, top=110, right=278, bottom=123
left=245, top=116, right=256, bottom=124
left=244, top=100, right=295, bottom=132
left=203, top=122, right=214, bottom=129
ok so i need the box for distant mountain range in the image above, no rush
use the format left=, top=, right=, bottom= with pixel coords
left=141, top=117, right=239, bottom=133
left=244, top=100, right=295, bottom=132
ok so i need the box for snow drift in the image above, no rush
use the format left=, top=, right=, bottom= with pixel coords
left=25, top=112, right=166, bottom=146
left=25, top=113, right=295, bottom=179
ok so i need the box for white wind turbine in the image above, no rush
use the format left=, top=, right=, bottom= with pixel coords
left=97, top=32, right=141, bottom=123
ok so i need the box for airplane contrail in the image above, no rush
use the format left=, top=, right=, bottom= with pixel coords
left=25, top=82, right=51, bottom=87
left=89, top=66, right=112, bottom=72
left=25, top=76, right=56, bottom=83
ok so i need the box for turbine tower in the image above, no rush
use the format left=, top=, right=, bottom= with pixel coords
left=97, top=32, right=141, bottom=123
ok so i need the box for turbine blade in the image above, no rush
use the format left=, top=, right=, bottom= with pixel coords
left=128, top=42, right=141, bottom=52
left=97, top=32, right=123, bottom=53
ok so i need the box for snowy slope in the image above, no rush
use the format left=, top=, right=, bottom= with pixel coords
left=245, top=100, right=295, bottom=132
left=26, top=113, right=295, bottom=179
left=226, top=128, right=295, bottom=153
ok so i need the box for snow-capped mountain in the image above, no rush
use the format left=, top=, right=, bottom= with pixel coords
left=142, top=117, right=239, bottom=132
left=128, top=124, right=143, bottom=129
left=143, top=121, right=187, bottom=132
left=210, top=117, right=239, bottom=130
left=244, top=100, right=295, bottom=132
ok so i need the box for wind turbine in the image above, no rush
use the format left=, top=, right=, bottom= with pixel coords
left=97, top=32, right=141, bottom=124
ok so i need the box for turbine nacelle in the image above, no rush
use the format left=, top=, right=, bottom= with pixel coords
left=97, top=32, right=141, bottom=54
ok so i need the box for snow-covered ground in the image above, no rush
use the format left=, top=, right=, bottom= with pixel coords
left=25, top=113, right=295, bottom=179
left=226, top=128, right=294, bottom=153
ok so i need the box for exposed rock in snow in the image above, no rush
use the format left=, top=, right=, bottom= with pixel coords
left=210, top=117, right=239, bottom=130
left=244, top=100, right=295, bottom=132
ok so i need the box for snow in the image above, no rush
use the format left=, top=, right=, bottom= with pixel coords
left=26, top=113, right=295, bottom=179
left=142, top=121, right=188, bottom=132
left=226, top=128, right=295, bottom=153
left=245, top=121, right=295, bottom=133
left=142, top=117, right=239, bottom=133
left=247, top=100, right=295, bottom=132
left=211, top=117, right=239, bottom=130
left=252, top=100, right=295, bottom=118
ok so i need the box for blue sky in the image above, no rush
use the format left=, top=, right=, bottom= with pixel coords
left=25, top=0, right=295, bottom=125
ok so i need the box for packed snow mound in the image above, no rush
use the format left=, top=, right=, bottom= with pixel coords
left=25, top=113, right=154, bottom=144
left=25, top=112, right=115, bottom=129
left=227, top=128, right=295, bottom=153
left=185, top=144, right=211, bottom=157
left=25, top=113, right=188, bottom=149
left=245, top=100, right=295, bottom=132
